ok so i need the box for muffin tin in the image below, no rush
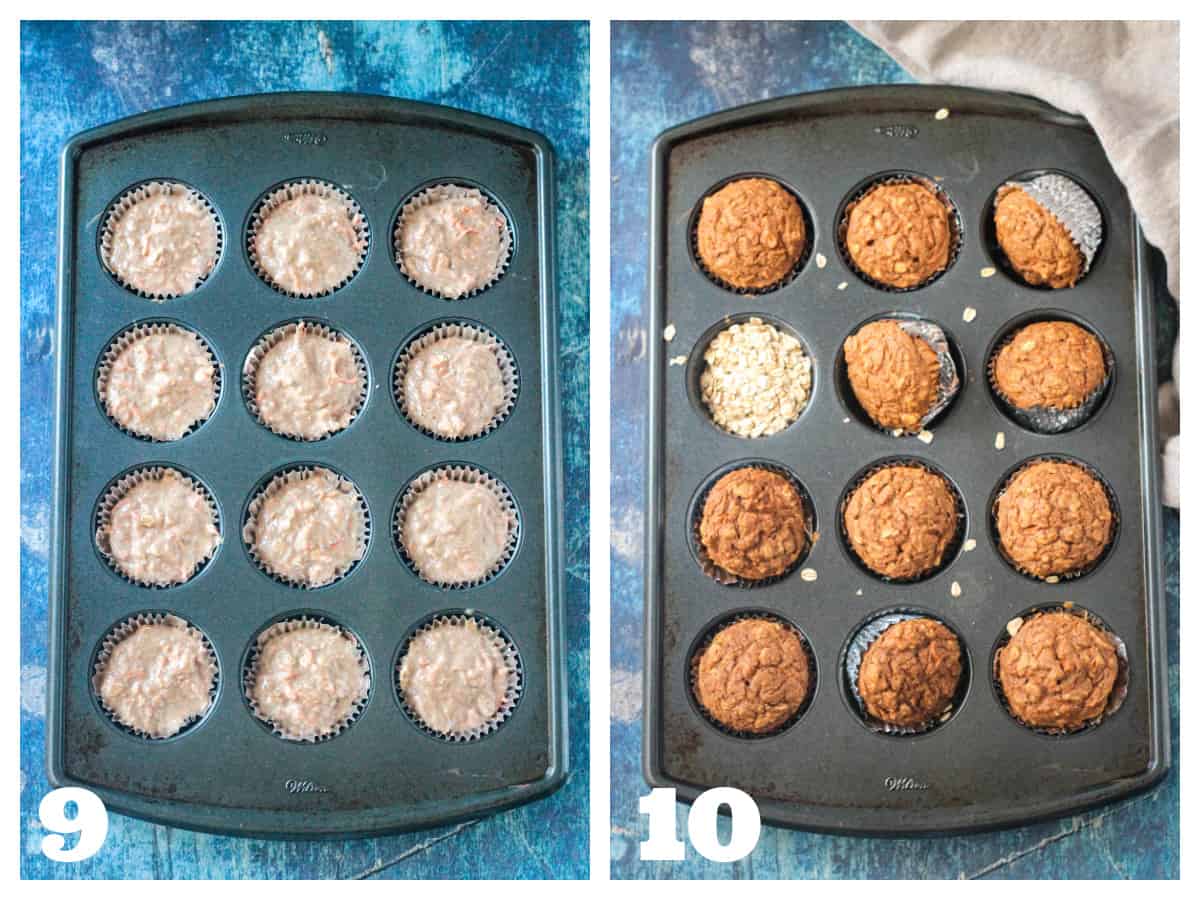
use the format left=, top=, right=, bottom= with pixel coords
left=48, top=92, right=566, bottom=837
left=644, top=85, right=1169, bottom=834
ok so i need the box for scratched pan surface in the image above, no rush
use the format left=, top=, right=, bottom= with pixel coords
left=48, top=92, right=566, bottom=838
left=643, top=85, right=1169, bottom=835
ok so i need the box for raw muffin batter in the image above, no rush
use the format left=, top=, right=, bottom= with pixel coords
left=398, top=618, right=512, bottom=736
left=843, top=319, right=943, bottom=432
left=252, top=188, right=364, bottom=295
left=401, top=477, right=513, bottom=584
left=695, top=177, right=807, bottom=290
left=94, top=619, right=216, bottom=738
left=699, top=467, right=808, bottom=581
left=857, top=618, right=962, bottom=728
left=402, top=335, right=506, bottom=438
left=250, top=323, right=363, bottom=439
left=396, top=187, right=509, bottom=299
left=101, top=327, right=216, bottom=440
left=992, top=320, right=1106, bottom=410
left=842, top=181, right=953, bottom=288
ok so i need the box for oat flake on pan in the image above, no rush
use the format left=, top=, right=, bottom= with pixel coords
left=699, top=317, right=812, bottom=437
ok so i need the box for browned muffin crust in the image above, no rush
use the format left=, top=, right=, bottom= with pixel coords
left=695, top=618, right=811, bottom=733
left=857, top=618, right=962, bottom=728
left=699, top=467, right=808, bottom=581
left=993, top=320, right=1106, bottom=411
left=998, top=611, right=1118, bottom=730
left=843, top=320, right=942, bottom=431
left=994, top=460, right=1113, bottom=579
left=993, top=186, right=1085, bottom=289
left=843, top=181, right=952, bottom=288
left=696, top=178, right=807, bottom=290
left=842, top=465, right=958, bottom=580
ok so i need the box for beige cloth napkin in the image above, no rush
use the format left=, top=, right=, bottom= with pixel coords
left=853, top=20, right=1180, bottom=506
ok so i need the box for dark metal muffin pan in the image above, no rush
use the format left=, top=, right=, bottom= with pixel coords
left=643, top=85, right=1169, bottom=835
left=49, top=92, right=567, bottom=838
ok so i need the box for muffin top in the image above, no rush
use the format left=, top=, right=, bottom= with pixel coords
left=401, top=477, right=513, bottom=585
left=249, top=624, right=369, bottom=741
left=398, top=619, right=512, bottom=736
left=94, top=620, right=215, bottom=738
left=993, top=185, right=1084, bottom=288
left=99, top=470, right=220, bottom=586
left=698, top=467, right=808, bottom=581
left=995, top=460, right=1113, bottom=579
left=250, top=323, right=363, bottom=440
left=857, top=618, right=962, bottom=728
left=843, top=465, right=958, bottom=581
left=102, top=327, right=216, bottom=441
left=843, top=181, right=952, bottom=288
left=252, top=190, right=363, bottom=295
left=998, top=611, right=1118, bottom=730
left=402, top=335, right=507, bottom=439
left=695, top=178, right=806, bottom=290
left=103, top=183, right=219, bottom=297
left=993, top=320, right=1106, bottom=411
left=843, top=319, right=942, bottom=432
left=694, top=618, right=811, bottom=734
left=247, top=468, right=366, bottom=587
left=396, top=188, right=509, bottom=299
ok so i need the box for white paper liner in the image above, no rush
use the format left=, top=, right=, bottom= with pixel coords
left=92, top=611, right=219, bottom=740
left=395, top=612, right=523, bottom=742
left=99, top=180, right=223, bottom=300
left=241, top=465, right=370, bottom=589
left=242, top=320, right=368, bottom=441
left=95, top=321, right=221, bottom=442
left=393, top=321, right=519, bottom=441
left=997, top=173, right=1104, bottom=275
left=243, top=617, right=371, bottom=743
left=394, top=465, right=520, bottom=589
left=246, top=179, right=369, bottom=298
left=393, top=184, right=513, bottom=300
left=94, top=465, right=222, bottom=588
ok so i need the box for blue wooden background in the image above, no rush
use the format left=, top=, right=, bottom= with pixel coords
left=20, top=20, right=590, bottom=880
left=609, top=21, right=1180, bottom=879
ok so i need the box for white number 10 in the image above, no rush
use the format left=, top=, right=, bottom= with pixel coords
left=639, top=787, right=761, bottom=862
left=38, top=787, right=108, bottom=862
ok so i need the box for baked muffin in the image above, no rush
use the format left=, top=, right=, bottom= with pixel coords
left=993, top=321, right=1106, bottom=411
left=998, top=611, right=1119, bottom=730
left=248, top=621, right=369, bottom=741
left=843, top=319, right=942, bottom=432
left=101, top=181, right=219, bottom=298
left=93, top=617, right=216, bottom=738
left=694, top=618, right=811, bottom=734
left=400, top=474, right=515, bottom=585
left=993, top=185, right=1085, bottom=288
left=698, top=467, right=808, bottom=581
left=400, top=335, right=508, bottom=439
left=398, top=618, right=515, bottom=738
left=251, top=183, right=365, bottom=296
left=857, top=618, right=962, bottom=728
left=842, top=181, right=953, bottom=288
left=396, top=186, right=510, bottom=299
left=695, top=178, right=807, bottom=290
left=843, top=464, right=958, bottom=581
left=994, top=460, right=1114, bottom=579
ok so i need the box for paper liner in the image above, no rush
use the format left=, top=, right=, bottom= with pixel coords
left=838, top=458, right=966, bottom=584
left=393, top=184, right=513, bottom=300
left=95, top=321, right=221, bottom=442
left=689, top=177, right=813, bottom=295
left=991, top=604, right=1129, bottom=736
left=986, top=320, right=1114, bottom=434
left=393, top=321, right=519, bottom=441
left=94, top=465, right=222, bottom=588
left=393, top=465, right=520, bottom=589
left=99, top=180, right=223, bottom=301
left=243, top=616, right=371, bottom=743
left=92, top=612, right=219, bottom=740
left=687, top=611, right=817, bottom=739
left=842, top=609, right=968, bottom=737
left=242, top=465, right=370, bottom=589
left=246, top=179, right=369, bottom=298
left=995, top=173, right=1104, bottom=278
left=990, top=456, right=1120, bottom=582
left=242, top=320, right=368, bottom=441
left=688, top=461, right=816, bottom=588
left=394, top=612, right=523, bottom=742
left=837, top=174, right=962, bottom=292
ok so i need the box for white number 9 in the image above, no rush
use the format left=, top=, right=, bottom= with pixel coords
left=38, top=787, right=108, bottom=862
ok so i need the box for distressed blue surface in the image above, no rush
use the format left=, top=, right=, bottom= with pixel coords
left=21, top=20, right=589, bottom=879
left=609, top=21, right=1179, bottom=879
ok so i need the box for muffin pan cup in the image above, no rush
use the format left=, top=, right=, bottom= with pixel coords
left=49, top=93, right=566, bottom=838
left=645, top=85, right=1168, bottom=835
